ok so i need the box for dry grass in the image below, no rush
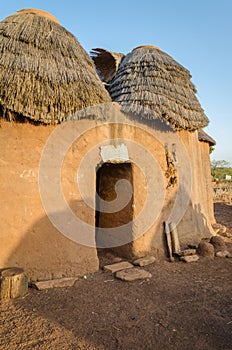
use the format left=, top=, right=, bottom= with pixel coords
left=17, top=9, right=60, bottom=24
left=0, top=11, right=110, bottom=124
left=92, top=46, right=209, bottom=131
left=198, top=129, right=216, bottom=146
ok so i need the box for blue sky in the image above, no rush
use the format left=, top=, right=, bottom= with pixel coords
left=1, top=1, right=232, bottom=163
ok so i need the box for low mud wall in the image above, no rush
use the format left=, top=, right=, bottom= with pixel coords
left=213, top=182, right=232, bottom=203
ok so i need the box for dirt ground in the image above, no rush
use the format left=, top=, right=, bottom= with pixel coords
left=1, top=202, right=232, bottom=350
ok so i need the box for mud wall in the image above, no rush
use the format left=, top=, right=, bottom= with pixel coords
left=213, top=182, right=232, bottom=203
left=173, top=131, right=215, bottom=248
left=121, top=123, right=215, bottom=257
left=0, top=112, right=215, bottom=276
left=0, top=119, right=99, bottom=281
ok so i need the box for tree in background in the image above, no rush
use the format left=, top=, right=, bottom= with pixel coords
left=209, top=146, right=215, bottom=154
left=211, top=160, right=232, bottom=180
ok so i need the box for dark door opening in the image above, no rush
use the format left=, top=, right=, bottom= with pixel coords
left=95, top=162, right=134, bottom=261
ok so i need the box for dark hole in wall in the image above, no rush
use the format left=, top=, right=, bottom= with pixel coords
left=95, top=162, right=134, bottom=262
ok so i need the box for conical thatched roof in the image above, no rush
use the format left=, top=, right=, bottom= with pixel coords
left=198, top=129, right=216, bottom=146
left=93, top=45, right=209, bottom=131
left=0, top=9, right=110, bottom=124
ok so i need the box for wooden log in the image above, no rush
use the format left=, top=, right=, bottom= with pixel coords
left=165, top=222, right=174, bottom=262
left=169, top=222, right=181, bottom=254
left=0, top=268, right=28, bottom=300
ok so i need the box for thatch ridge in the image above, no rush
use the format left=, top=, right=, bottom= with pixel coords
left=90, top=48, right=125, bottom=83
left=0, top=10, right=110, bottom=124
left=17, top=9, right=60, bottom=24
left=198, top=129, right=216, bottom=146
left=133, top=45, right=161, bottom=51
left=107, top=46, right=209, bottom=131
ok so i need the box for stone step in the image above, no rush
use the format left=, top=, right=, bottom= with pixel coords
left=32, top=277, right=78, bottom=290
left=177, top=249, right=197, bottom=257
left=215, top=250, right=232, bottom=258
left=133, top=256, right=156, bottom=267
left=103, top=261, right=134, bottom=273
left=115, top=268, right=152, bottom=282
left=180, top=255, right=199, bottom=263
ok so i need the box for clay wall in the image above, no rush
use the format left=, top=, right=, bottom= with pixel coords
left=0, top=114, right=215, bottom=278
left=0, top=120, right=99, bottom=281
left=213, top=182, right=232, bottom=203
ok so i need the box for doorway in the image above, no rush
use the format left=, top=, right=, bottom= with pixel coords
left=95, top=162, right=134, bottom=262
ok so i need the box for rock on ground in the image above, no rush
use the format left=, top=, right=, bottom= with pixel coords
left=103, top=261, right=134, bottom=273
left=115, top=268, right=152, bottom=282
left=178, top=249, right=197, bottom=257
left=215, top=250, right=232, bottom=258
left=197, top=242, right=215, bottom=258
left=180, top=255, right=199, bottom=263
left=210, top=236, right=226, bottom=252
left=212, top=223, right=227, bottom=235
left=133, top=256, right=156, bottom=267
left=32, top=278, right=78, bottom=291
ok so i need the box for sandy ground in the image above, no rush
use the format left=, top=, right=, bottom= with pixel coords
left=0, top=202, right=232, bottom=350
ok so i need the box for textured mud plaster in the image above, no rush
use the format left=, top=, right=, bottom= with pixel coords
left=0, top=116, right=215, bottom=276
left=0, top=120, right=99, bottom=281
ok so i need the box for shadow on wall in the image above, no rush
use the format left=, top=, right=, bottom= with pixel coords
left=170, top=186, right=212, bottom=248
left=127, top=113, right=176, bottom=134
left=4, top=200, right=99, bottom=282
left=193, top=203, right=209, bottom=233
left=5, top=182, right=213, bottom=282
left=7, top=201, right=230, bottom=350
left=163, top=183, right=212, bottom=255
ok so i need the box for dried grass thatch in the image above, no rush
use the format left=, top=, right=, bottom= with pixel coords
left=90, top=48, right=125, bottom=83
left=17, top=9, right=60, bottom=24
left=96, top=45, right=209, bottom=131
left=198, top=129, right=216, bottom=146
left=0, top=9, right=110, bottom=124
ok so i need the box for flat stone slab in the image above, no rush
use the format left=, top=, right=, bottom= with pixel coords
left=103, top=261, right=134, bottom=273
left=133, top=256, right=156, bottom=267
left=115, top=268, right=152, bottom=282
left=32, top=277, right=78, bottom=290
left=215, top=250, right=232, bottom=258
left=180, top=255, right=199, bottom=263
left=177, top=249, right=197, bottom=257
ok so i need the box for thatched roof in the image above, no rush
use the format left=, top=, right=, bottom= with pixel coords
left=198, top=129, right=216, bottom=146
left=93, top=45, right=209, bottom=131
left=90, top=48, right=125, bottom=83
left=0, top=9, right=110, bottom=124
left=17, top=9, right=60, bottom=24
